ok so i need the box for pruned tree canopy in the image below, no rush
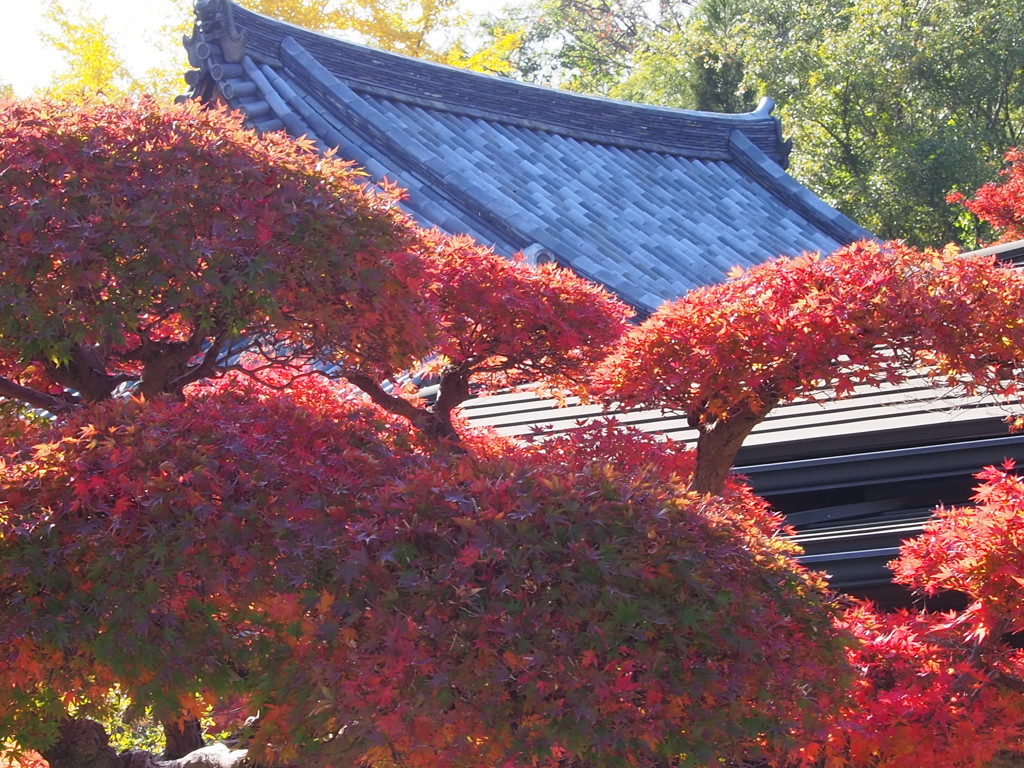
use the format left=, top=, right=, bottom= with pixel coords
left=5, top=96, right=1024, bottom=768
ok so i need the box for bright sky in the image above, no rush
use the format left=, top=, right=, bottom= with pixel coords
left=0, top=1, right=179, bottom=96
left=2, top=3, right=63, bottom=94
left=0, top=0, right=499, bottom=97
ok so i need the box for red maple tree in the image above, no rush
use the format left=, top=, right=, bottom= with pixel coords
left=0, top=379, right=849, bottom=767
left=0, top=97, right=847, bottom=768
left=7, top=96, right=1024, bottom=768
left=949, top=148, right=1024, bottom=243
left=0, top=98, right=434, bottom=414
left=596, top=240, right=1024, bottom=494
left=800, top=465, right=1024, bottom=768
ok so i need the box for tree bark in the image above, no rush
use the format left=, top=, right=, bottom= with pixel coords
left=0, top=374, right=77, bottom=414
left=691, top=406, right=770, bottom=496
left=162, top=717, right=204, bottom=760
left=41, top=718, right=120, bottom=768
left=344, top=366, right=469, bottom=447
left=47, top=344, right=124, bottom=403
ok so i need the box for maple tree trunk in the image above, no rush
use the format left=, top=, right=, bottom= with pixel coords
left=40, top=718, right=120, bottom=768
left=991, top=752, right=1024, bottom=768
left=417, top=409, right=463, bottom=445
left=343, top=367, right=468, bottom=447
left=47, top=344, right=121, bottom=403
left=691, top=408, right=768, bottom=495
left=162, top=717, right=204, bottom=759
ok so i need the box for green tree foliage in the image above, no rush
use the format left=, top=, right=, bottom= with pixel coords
left=484, top=0, right=756, bottom=107
left=481, top=0, right=689, bottom=94
left=738, top=0, right=1024, bottom=246
left=611, top=0, right=756, bottom=113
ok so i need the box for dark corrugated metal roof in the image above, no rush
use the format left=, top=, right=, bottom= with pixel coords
left=185, top=0, right=870, bottom=314
left=457, top=380, right=1024, bottom=598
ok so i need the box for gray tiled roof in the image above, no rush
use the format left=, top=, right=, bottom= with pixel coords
left=185, top=0, right=871, bottom=314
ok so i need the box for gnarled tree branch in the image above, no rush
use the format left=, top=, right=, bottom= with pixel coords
left=0, top=374, right=79, bottom=415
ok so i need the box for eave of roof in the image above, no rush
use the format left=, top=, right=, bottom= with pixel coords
left=963, top=238, right=1024, bottom=264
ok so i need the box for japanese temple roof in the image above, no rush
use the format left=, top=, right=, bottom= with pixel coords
left=184, top=0, right=870, bottom=314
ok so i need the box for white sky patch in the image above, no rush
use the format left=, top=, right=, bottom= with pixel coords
left=1, top=3, right=59, bottom=95
left=1, top=0, right=514, bottom=97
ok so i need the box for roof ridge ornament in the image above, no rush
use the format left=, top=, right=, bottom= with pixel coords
left=220, top=0, right=247, bottom=62
left=191, top=0, right=247, bottom=63
left=754, top=96, right=776, bottom=117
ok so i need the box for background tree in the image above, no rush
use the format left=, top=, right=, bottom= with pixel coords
left=611, top=0, right=755, bottom=113
left=443, top=25, right=525, bottom=76
left=32, top=0, right=495, bottom=99
left=40, top=0, right=192, bottom=98
left=480, top=0, right=693, bottom=93
left=241, top=0, right=468, bottom=60
left=738, top=0, right=1024, bottom=247
left=42, top=0, right=134, bottom=97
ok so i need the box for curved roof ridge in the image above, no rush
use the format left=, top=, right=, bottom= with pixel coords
left=205, top=0, right=790, bottom=164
